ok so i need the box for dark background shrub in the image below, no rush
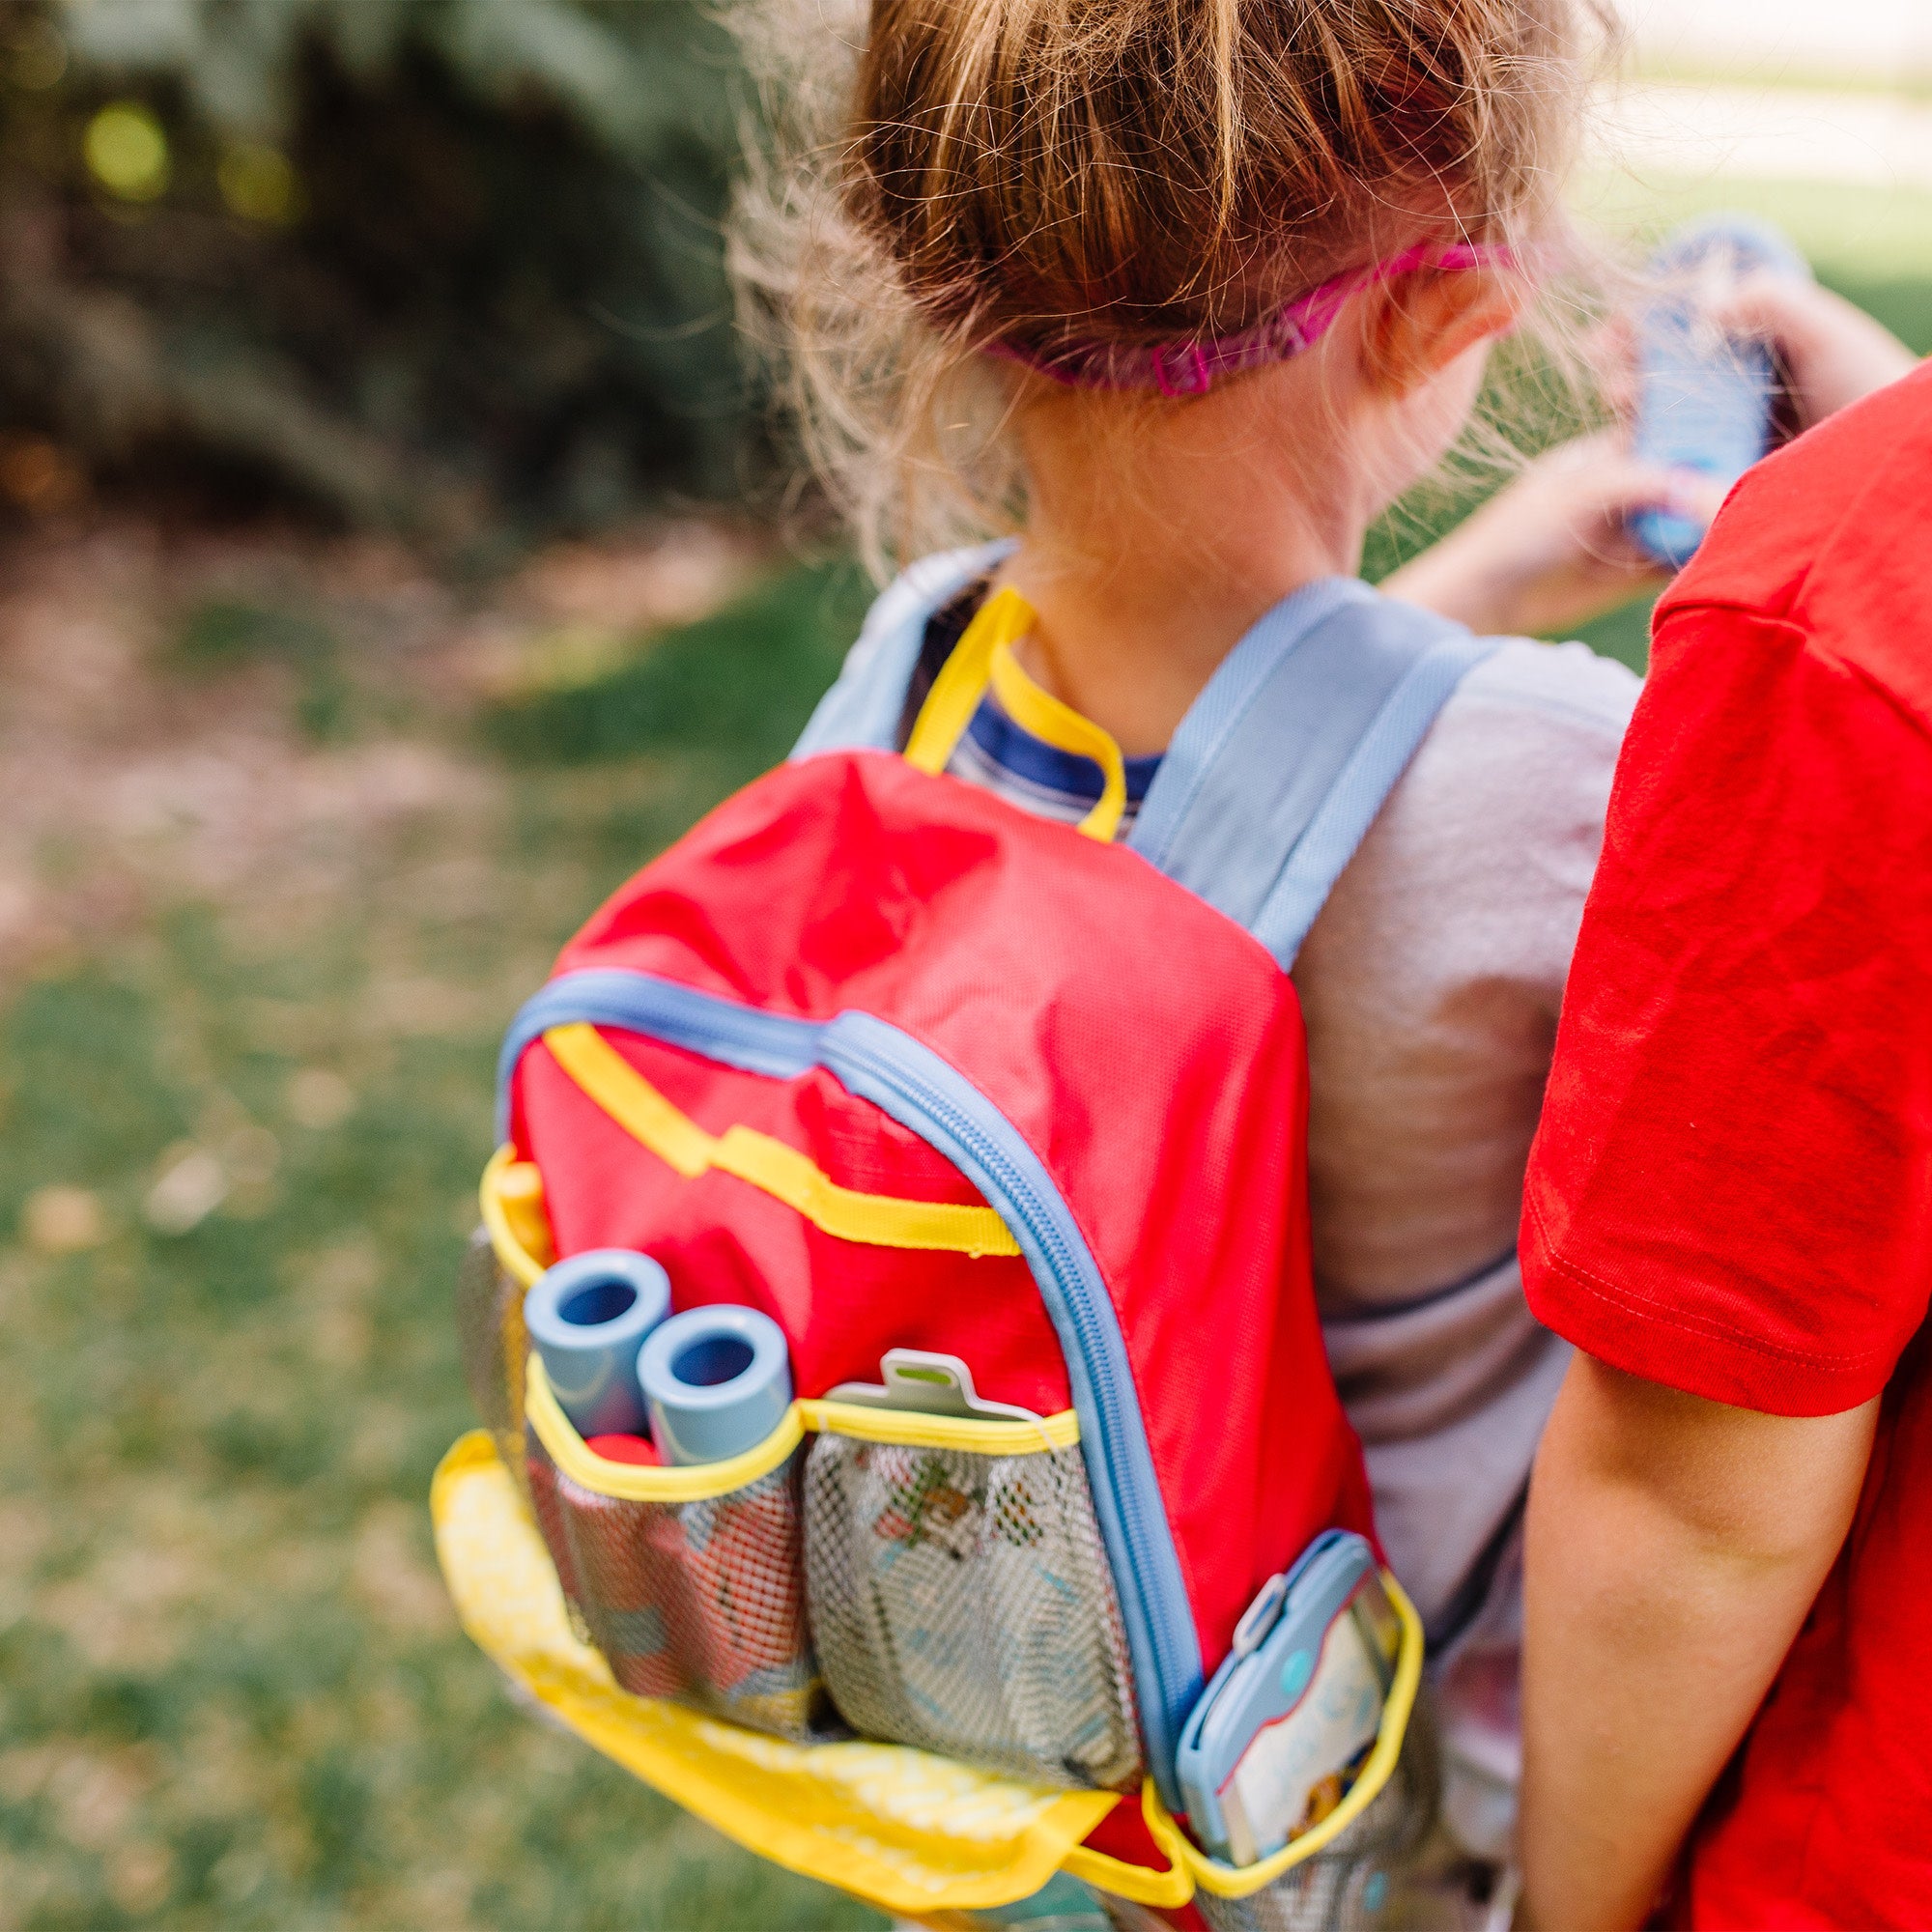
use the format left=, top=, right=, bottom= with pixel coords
left=0, top=0, right=751, bottom=545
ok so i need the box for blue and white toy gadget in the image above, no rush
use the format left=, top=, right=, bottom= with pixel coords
left=1177, top=1531, right=1402, bottom=1866
left=1629, top=213, right=1812, bottom=571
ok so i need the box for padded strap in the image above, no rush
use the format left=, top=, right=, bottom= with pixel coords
left=903, top=586, right=1127, bottom=843
left=793, top=555, right=1499, bottom=969
left=1128, top=579, right=1499, bottom=968
left=791, top=540, right=1017, bottom=758
left=1248, top=625, right=1498, bottom=964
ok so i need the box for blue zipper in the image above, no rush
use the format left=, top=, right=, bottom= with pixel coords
left=496, top=969, right=823, bottom=1140
left=821, top=1009, right=1204, bottom=1802
left=498, top=968, right=1206, bottom=1805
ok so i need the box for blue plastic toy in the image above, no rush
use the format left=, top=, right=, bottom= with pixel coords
left=1630, top=213, right=1812, bottom=570
left=1177, top=1530, right=1402, bottom=1866
left=523, top=1249, right=671, bottom=1437
left=637, top=1304, right=793, bottom=1463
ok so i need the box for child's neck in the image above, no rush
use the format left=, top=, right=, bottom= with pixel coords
left=998, top=375, right=1382, bottom=757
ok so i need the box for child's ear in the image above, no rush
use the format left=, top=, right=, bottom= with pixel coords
left=1361, top=266, right=1527, bottom=398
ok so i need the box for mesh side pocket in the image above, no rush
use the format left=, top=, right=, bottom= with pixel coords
left=1191, top=1690, right=1439, bottom=1932
left=526, top=1431, right=829, bottom=1741
left=455, top=1228, right=526, bottom=1477
left=803, top=1432, right=1142, bottom=1790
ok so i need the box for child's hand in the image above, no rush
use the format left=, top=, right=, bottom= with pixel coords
left=1381, top=434, right=1725, bottom=639
left=1712, top=274, right=1918, bottom=433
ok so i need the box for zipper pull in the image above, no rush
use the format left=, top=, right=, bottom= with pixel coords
left=1232, top=1571, right=1289, bottom=1659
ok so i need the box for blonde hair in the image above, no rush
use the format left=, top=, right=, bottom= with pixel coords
left=729, top=0, right=1615, bottom=579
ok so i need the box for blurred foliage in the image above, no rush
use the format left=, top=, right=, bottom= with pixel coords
left=0, top=0, right=750, bottom=544
left=174, top=594, right=351, bottom=737
left=0, top=574, right=889, bottom=1926
left=485, top=561, right=873, bottom=770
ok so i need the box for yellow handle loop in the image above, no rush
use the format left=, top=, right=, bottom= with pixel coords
left=902, top=586, right=1127, bottom=844
left=987, top=643, right=1126, bottom=844
left=541, top=1022, right=1021, bottom=1258
left=1059, top=1779, right=1198, bottom=1907
left=902, top=585, right=1030, bottom=775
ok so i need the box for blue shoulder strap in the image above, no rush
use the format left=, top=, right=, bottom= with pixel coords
left=793, top=556, right=1498, bottom=971
left=1128, top=578, right=1499, bottom=967
left=792, top=540, right=1016, bottom=758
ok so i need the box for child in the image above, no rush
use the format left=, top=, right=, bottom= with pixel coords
left=733, top=0, right=1717, bottom=1890
left=1519, top=298, right=1924, bottom=1928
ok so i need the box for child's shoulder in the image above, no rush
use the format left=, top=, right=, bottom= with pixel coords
left=1383, top=633, right=1640, bottom=853
left=1449, top=634, right=1642, bottom=740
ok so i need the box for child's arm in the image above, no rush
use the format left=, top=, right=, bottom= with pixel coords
left=1390, top=282, right=1918, bottom=642
left=1520, top=1356, right=1877, bottom=1932
left=1382, top=432, right=1721, bottom=639
left=1711, top=274, right=1918, bottom=433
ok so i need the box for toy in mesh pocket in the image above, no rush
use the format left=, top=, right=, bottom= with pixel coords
left=803, top=1432, right=1142, bottom=1790
left=1191, top=1690, right=1440, bottom=1932
left=526, top=1433, right=830, bottom=1741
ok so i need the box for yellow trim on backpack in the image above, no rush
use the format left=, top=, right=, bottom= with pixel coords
left=904, top=584, right=1031, bottom=774
left=480, top=1143, right=551, bottom=1288
left=901, top=585, right=1127, bottom=843
left=801, top=1398, right=1080, bottom=1455
left=1166, top=1568, right=1427, bottom=1899
left=525, top=1358, right=1080, bottom=1504
left=1060, top=1779, right=1197, bottom=1908
left=987, top=642, right=1126, bottom=844
left=526, top=1354, right=807, bottom=1500
left=432, top=1430, right=1119, bottom=1916
left=540, top=1021, right=1021, bottom=1258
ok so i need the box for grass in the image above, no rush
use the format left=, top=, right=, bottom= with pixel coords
left=1577, top=173, right=1932, bottom=283
left=0, top=568, right=883, bottom=1932
left=2, top=182, right=1928, bottom=1929
left=483, top=564, right=871, bottom=771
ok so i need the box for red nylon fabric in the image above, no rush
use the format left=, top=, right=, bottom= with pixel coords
left=1522, top=366, right=1932, bottom=1927
left=524, top=1044, right=1070, bottom=1415
left=513, top=750, right=1375, bottom=1674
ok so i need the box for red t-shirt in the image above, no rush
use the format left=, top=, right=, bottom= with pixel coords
left=1522, top=362, right=1932, bottom=1928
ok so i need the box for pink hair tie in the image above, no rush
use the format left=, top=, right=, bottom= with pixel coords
left=989, top=242, right=1515, bottom=395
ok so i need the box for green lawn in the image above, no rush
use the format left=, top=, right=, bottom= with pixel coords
left=0, top=564, right=883, bottom=1932
left=2, top=185, right=1928, bottom=1931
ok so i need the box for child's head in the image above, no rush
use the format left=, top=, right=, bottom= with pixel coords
left=733, top=0, right=1610, bottom=574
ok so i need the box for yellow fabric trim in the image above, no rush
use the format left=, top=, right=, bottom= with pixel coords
left=432, top=1430, right=1117, bottom=1914
left=987, top=641, right=1125, bottom=844
left=1169, top=1569, right=1428, bottom=1898
left=481, top=1144, right=551, bottom=1288
left=1060, top=1779, right=1197, bottom=1908
left=526, top=1359, right=1079, bottom=1501
left=903, top=584, right=1033, bottom=774
left=526, top=1355, right=805, bottom=1501
left=801, top=1398, right=1080, bottom=1455
left=546, top=1023, right=712, bottom=1177
left=709, top=1126, right=1013, bottom=1255
left=541, top=1021, right=1020, bottom=1258
left=900, top=582, right=1128, bottom=844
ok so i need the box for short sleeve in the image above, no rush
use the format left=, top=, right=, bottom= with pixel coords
left=1521, top=603, right=1932, bottom=1416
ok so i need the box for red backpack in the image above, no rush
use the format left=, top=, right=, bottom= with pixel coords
left=449, top=563, right=1494, bottom=1924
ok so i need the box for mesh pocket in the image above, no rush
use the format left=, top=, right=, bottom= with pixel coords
left=803, top=1431, right=1142, bottom=1790
left=526, top=1430, right=830, bottom=1741
left=455, top=1228, right=526, bottom=1475
left=1191, top=1690, right=1439, bottom=1932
